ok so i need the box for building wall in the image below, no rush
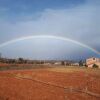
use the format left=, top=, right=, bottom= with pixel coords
left=88, top=64, right=93, bottom=68
left=95, top=62, right=100, bottom=68
left=86, top=57, right=100, bottom=68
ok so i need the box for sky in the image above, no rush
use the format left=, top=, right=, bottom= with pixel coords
left=0, top=0, right=100, bottom=60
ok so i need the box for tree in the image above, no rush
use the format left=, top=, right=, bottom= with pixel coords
left=0, top=53, right=2, bottom=59
left=61, top=61, right=65, bottom=65
left=79, top=60, right=83, bottom=66
left=18, top=58, right=24, bottom=64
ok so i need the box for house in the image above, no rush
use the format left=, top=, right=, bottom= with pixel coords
left=86, top=57, right=100, bottom=68
left=54, top=61, right=62, bottom=65
left=71, top=63, right=79, bottom=66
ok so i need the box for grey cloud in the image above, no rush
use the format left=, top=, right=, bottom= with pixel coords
left=0, top=0, right=100, bottom=59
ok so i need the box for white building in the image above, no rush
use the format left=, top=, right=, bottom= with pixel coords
left=86, top=57, right=100, bottom=68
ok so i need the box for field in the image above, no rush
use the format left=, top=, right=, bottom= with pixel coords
left=0, top=66, right=100, bottom=100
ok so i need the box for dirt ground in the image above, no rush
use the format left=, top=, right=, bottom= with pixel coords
left=0, top=67, right=100, bottom=100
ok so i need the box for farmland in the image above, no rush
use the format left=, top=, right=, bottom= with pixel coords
left=0, top=66, right=100, bottom=100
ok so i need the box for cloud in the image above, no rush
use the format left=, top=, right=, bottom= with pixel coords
left=0, top=0, right=100, bottom=59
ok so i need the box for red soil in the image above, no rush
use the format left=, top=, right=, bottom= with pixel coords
left=0, top=69, right=99, bottom=100
left=0, top=63, right=34, bottom=67
left=0, top=63, right=11, bottom=67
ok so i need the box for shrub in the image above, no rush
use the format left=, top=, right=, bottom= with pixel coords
left=92, top=64, right=99, bottom=68
left=85, top=64, right=88, bottom=67
left=79, top=60, right=83, bottom=66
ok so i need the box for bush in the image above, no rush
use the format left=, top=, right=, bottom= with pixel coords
left=79, top=60, right=83, bottom=66
left=85, top=64, right=88, bottom=67
left=92, top=64, right=99, bottom=68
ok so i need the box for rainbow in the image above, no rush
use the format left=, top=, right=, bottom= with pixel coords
left=0, top=35, right=100, bottom=55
